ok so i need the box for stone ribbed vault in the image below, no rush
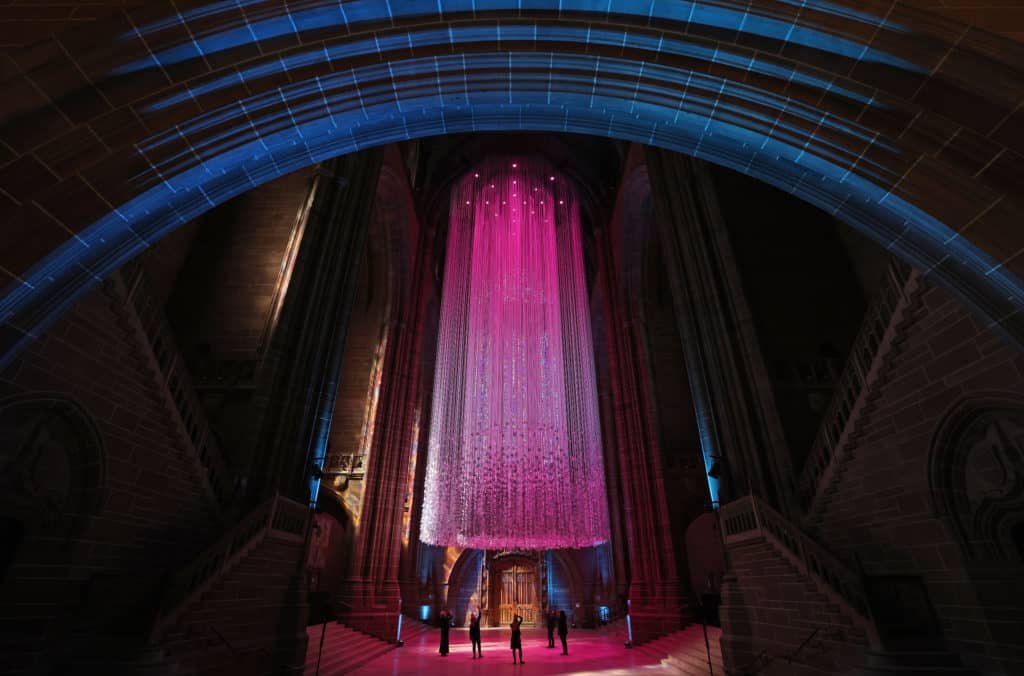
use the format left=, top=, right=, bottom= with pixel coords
left=0, top=0, right=1022, bottom=366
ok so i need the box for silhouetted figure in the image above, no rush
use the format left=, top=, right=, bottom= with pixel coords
left=558, top=610, right=569, bottom=655
left=469, top=610, right=482, bottom=659
left=438, top=607, right=452, bottom=656
left=546, top=608, right=557, bottom=648
left=510, top=613, right=524, bottom=664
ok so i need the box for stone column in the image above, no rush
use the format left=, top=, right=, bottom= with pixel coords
left=591, top=281, right=631, bottom=608
left=645, top=149, right=796, bottom=516
left=594, top=224, right=685, bottom=643
left=237, top=150, right=382, bottom=672
left=396, top=293, right=440, bottom=615
left=246, top=150, right=384, bottom=503
left=340, top=178, right=435, bottom=642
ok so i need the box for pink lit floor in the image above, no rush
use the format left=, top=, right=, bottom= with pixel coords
left=352, top=626, right=717, bottom=675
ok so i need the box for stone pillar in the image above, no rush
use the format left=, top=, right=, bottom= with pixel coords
left=594, top=224, right=685, bottom=643
left=246, top=150, right=383, bottom=503
left=340, top=173, right=434, bottom=643
left=237, top=150, right=382, bottom=672
left=645, top=149, right=796, bottom=516
left=396, top=294, right=439, bottom=616
left=591, top=284, right=631, bottom=610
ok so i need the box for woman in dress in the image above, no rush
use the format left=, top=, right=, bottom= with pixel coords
left=510, top=611, right=524, bottom=665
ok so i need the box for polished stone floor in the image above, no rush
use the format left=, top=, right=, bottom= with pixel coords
left=353, top=626, right=692, bottom=675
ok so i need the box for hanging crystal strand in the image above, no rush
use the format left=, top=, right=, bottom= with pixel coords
left=421, top=157, right=609, bottom=549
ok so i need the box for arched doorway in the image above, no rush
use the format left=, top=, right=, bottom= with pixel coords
left=487, top=551, right=544, bottom=627
left=927, top=393, right=1024, bottom=669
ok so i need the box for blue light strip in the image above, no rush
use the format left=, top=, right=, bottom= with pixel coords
left=2, top=0, right=1021, bottom=375
left=5, top=94, right=1017, bottom=361
left=117, top=0, right=917, bottom=75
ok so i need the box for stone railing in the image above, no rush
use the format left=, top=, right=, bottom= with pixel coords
left=149, top=493, right=310, bottom=642
left=112, top=260, right=235, bottom=508
left=798, top=257, right=920, bottom=519
left=720, top=495, right=879, bottom=646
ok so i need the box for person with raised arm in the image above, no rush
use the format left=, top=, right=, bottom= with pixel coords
left=469, top=609, right=483, bottom=659
left=510, top=609, right=524, bottom=665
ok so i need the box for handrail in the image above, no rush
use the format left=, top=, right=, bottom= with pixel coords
left=149, top=493, right=310, bottom=642
left=110, top=260, right=236, bottom=508
left=734, top=627, right=846, bottom=674
left=720, top=495, right=879, bottom=647
left=208, top=625, right=273, bottom=659
left=798, top=257, right=920, bottom=517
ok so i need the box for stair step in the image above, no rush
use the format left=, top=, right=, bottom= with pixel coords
left=854, top=668, right=978, bottom=674
left=866, top=651, right=970, bottom=669
left=303, top=622, right=394, bottom=674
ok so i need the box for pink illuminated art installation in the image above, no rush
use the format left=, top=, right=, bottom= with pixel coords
left=420, top=158, right=610, bottom=549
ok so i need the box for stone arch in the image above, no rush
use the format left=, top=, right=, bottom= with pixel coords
left=445, top=548, right=485, bottom=625
left=929, top=392, right=1024, bottom=563
left=306, top=491, right=355, bottom=605
left=0, top=395, right=106, bottom=546
left=549, top=550, right=586, bottom=613
left=0, top=2, right=1022, bottom=366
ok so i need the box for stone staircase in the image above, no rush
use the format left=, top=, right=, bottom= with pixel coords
left=157, top=534, right=307, bottom=675
left=104, top=260, right=237, bottom=516
left=727, top=537, right=869, bottom=667
left=159, top=537, right=303, bottom=668
left=631, top=624, right=724, bottom=675
left=132, top=493, right=311, bottom=675
left=303, top=622, right=395, bottom=675
left=798, top=258, right=923, bottom=529
left=720, top=495, right=873, bottom=675
left=718, top=496, right=978, bottom=675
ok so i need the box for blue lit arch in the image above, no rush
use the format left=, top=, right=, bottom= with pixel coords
left=0, top=0, right=1022, bottom=366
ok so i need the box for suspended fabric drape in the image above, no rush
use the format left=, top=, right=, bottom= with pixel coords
left=420, top=158, right=610, bottom=549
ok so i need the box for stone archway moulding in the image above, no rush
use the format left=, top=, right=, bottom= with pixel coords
left=0, top=0, right=1022, bottom=367
left=929, top=391, right=1024, bottom=562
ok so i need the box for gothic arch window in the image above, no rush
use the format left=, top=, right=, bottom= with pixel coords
left=0, top=396, right=106, bottom=546
left=929, top=395, right=1024, bottom=563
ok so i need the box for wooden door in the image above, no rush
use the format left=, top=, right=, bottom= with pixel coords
left=497, top=565, right=539, bottom=626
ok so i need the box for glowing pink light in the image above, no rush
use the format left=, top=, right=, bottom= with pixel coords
left=420, top=158, right=609, bottom=550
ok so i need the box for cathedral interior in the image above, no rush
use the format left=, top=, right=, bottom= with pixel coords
left=1, top=2, right=1023, bottom=675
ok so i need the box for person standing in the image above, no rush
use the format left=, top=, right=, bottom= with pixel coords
left=469, top=610, right=483, bottom=659
left=510, top=612, right=524, bottom=665
left=438, top=606, right=452, bottom=656
left=546, top=608, right=557, bottom=648
left=558, top=609, right=569, bottom=655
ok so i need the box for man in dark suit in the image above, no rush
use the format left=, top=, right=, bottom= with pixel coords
left=558, top=610, right=569, bottom=655
left=546, top=608, right=557, bottom=648
left=438, top=606, right=452, bottom=656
